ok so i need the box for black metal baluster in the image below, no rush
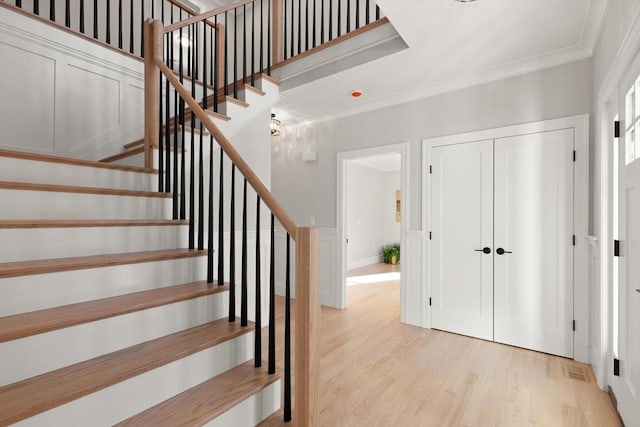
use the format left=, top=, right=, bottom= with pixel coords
left=233, top=7, right=238, bottom=98
left=15, top=1, right=22, bottom=9
left=177, top=18, right=184, bottom=220
left=106, top=0, right=111, bottom=44
left=346, top=0, right=350, bottom=33
left=218, top=147, right=224, bottom=285
left=129, top=0, right=134, bottom=53
left=321, top=0, right=325, bottom=43
left=259, top=0, right=264, bottom=80
left=284, top=233, right=292, bottom=422
left=267, top=0, right=271, bottom=73
left=376, top=4, right=380, bottom=19
left=197, top=25, right=204, bottom=251
left=158, top=73, right=164, bottom=193
left=243, top=4, right=247, bottom=84
left=92, top=0, right=98, bottom=38
left=268, top=213, right=276, bottom=374
left=140, top=0, right=144, bottom=57
left=207, top=134, right=214, bottom=283
left=65, top=0, right=70, bottom=27
left=241, top=178, right=248, bottom=327
left=224, top=11, right=229, bottom=96
left=283, top=0, right=287, bottom=60
left=305, top=0, right=309, bottom=51
left=254, top=195, right=262, bottom=367
left=214, top=16, right=219, bottom=112
left=49, top=0, right=54, bottom=21
left=165, top=64, right=171, bottom=194
left=79, top=0, right=84, bottom=33
left=290, top=0, right=294, bottom=58
left=33, top=0, right=39, bottom=15
left=356, top=0, right=359, bottom=28
left=167, top=9, right=173, bottom=194
left=229, top=164, right=236, bottom=319
left=313, top=0, right=316, bottom=47
left=251, top=1, right=255, bottom=85
left=118, top=0, right=122, bottom=48
left=187, top=24, right=191, bottom=77
left=365, top=0, right=369, bottom=24
left=189, top=24, right=196, bottom=250
left=297, top=0, right=301, bottom=54
left=337, top=0, right=341, bottom=37
left=328, top=0, right=332, bottom=41
left=151, top=0, right=154, bottom=18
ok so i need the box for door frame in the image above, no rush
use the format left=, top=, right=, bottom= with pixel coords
left=595, top=5, right=640, bottom=392
left=336, top=142, right=410, bottom=313
left=422, top=114, right=590, bottom=363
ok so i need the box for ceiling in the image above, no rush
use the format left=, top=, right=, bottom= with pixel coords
left=272, top=0, right=609, bottom=123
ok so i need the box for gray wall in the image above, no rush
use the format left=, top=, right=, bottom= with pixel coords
left=272, top=58, right=594, bottom=230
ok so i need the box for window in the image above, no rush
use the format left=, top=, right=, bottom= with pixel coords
left=624, top=81, right=640, bottom=164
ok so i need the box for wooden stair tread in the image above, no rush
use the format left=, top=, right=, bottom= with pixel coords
left=177, top=124, right=210, bottom=136
left=223, top=95, right=250, bottom=108
left=0, top=148, right=156, bottom=174
left=0, top=219, right=188, bottom=228
left=0, top=281, right=227, bottom=343
left=100, top=146, right=145, bottom=162
left=0, top=180, right=171, bottom=198
left=0, top=248, right=206, bottom=279
left=205, top=108, right=232, bottom=121
left=117, top=361, right=279, bottom=427
left=0, top=318, right=253, bottom=425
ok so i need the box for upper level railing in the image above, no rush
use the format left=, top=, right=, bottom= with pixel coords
left=2, top=0, right=385, bottom=76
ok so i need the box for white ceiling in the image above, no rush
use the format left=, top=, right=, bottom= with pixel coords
left=274, top=0, right=609, bottom=123
left=352, top=153, right=401, bottom=172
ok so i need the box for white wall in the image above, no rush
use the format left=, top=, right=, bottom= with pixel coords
left=346, top=161, right=385, bottom=269
left=271, top=58, right=593, bottom=320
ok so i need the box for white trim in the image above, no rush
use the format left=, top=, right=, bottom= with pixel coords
left=422, top=114, right=590, bottom=363
left=336, top=142, right=410, bottom=314
left=347, top=256, right=382, bottom=271
left=595, top=0, right=640, bottom=392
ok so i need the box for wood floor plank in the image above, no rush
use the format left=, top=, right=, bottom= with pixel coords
left=117, top=361, right=279, bottom=427
left=0, top=248, right=206, bottom=279
left=0, top=281, right=227, bottom=343
left=0, top=148, right=156, bottom=174
left=0, top=180, right=171, bottom=198
left=259, top=263, right=621, bottom=427
left=0, top=219, right=188, bottom=228
left=0, top=318, right=253, bottom=425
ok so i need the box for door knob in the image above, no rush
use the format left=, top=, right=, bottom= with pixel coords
left=475, top=247, right=491, bottom=254
left=496, top=248, right=512, bottom=255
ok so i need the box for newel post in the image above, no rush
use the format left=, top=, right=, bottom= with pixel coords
left=295, top=227, right=320, bottom=426
left=144, top=19, right=163, bottom=170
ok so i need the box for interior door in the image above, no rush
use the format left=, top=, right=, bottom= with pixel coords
left=493, top=130, right=574, bottom=358
left=431, top=140, right=494, bottom=341
left=617, top=76, right=640, bottom=426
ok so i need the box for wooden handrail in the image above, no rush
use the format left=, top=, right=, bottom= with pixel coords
left=164, top=0, right=257, bottom=33
left=156, top=57, right=297, bottom=237
left=165, top=0, right=200, bottom=17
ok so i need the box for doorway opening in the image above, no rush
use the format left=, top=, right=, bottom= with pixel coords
left=337, top=143, right=409, bottom=311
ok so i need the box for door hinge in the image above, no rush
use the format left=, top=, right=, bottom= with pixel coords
left=614, top=120, right=620, bottom=138
left=614, top=239, right=620, bottom=257
left=429, top=165, right=432, bottom=174
left=573, top=150, right=576, bottom=162
left=573, top=235, right=576, bottom=246
left=614, top=358, right=620, bottom=376
left=429, top=297, right=432, bottom=306
left=429, top=231, right=432, bottom=240
left=572, top=320, right=576, bottom=331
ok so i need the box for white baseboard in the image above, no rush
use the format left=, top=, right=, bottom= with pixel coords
left=347, top=256, right=382, bottom=271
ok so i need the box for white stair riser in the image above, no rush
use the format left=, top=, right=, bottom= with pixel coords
left=219, top=100, right=247, bottom=118
left=0, top=189, right=172, bottom=220
left=14, top=331, right=252, bottom=427
left=0, top=225, right=188, bottom=262
left=205, top=381, right=281, bottom=427
left=0, top=292, right=230, bottom=386
left=0, top=256, right=207, bottom=316
left=0, top=157, right=155, bottom=191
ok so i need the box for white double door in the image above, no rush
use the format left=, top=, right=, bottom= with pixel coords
left=430, top=129, right=574, bottom=358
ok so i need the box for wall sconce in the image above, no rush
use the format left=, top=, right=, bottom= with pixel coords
left=271, top=113, right=281, bottom=136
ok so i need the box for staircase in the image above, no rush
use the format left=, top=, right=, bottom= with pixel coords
left=0, top=150, right=280, bottom=426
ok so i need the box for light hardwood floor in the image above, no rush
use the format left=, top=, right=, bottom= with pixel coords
left=261, top=263, right=620, bottom=426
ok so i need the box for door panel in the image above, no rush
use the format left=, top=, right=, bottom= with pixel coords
left=493, top=129, right=574, bottom=358
left=431, top=140, right=494, bottom=341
